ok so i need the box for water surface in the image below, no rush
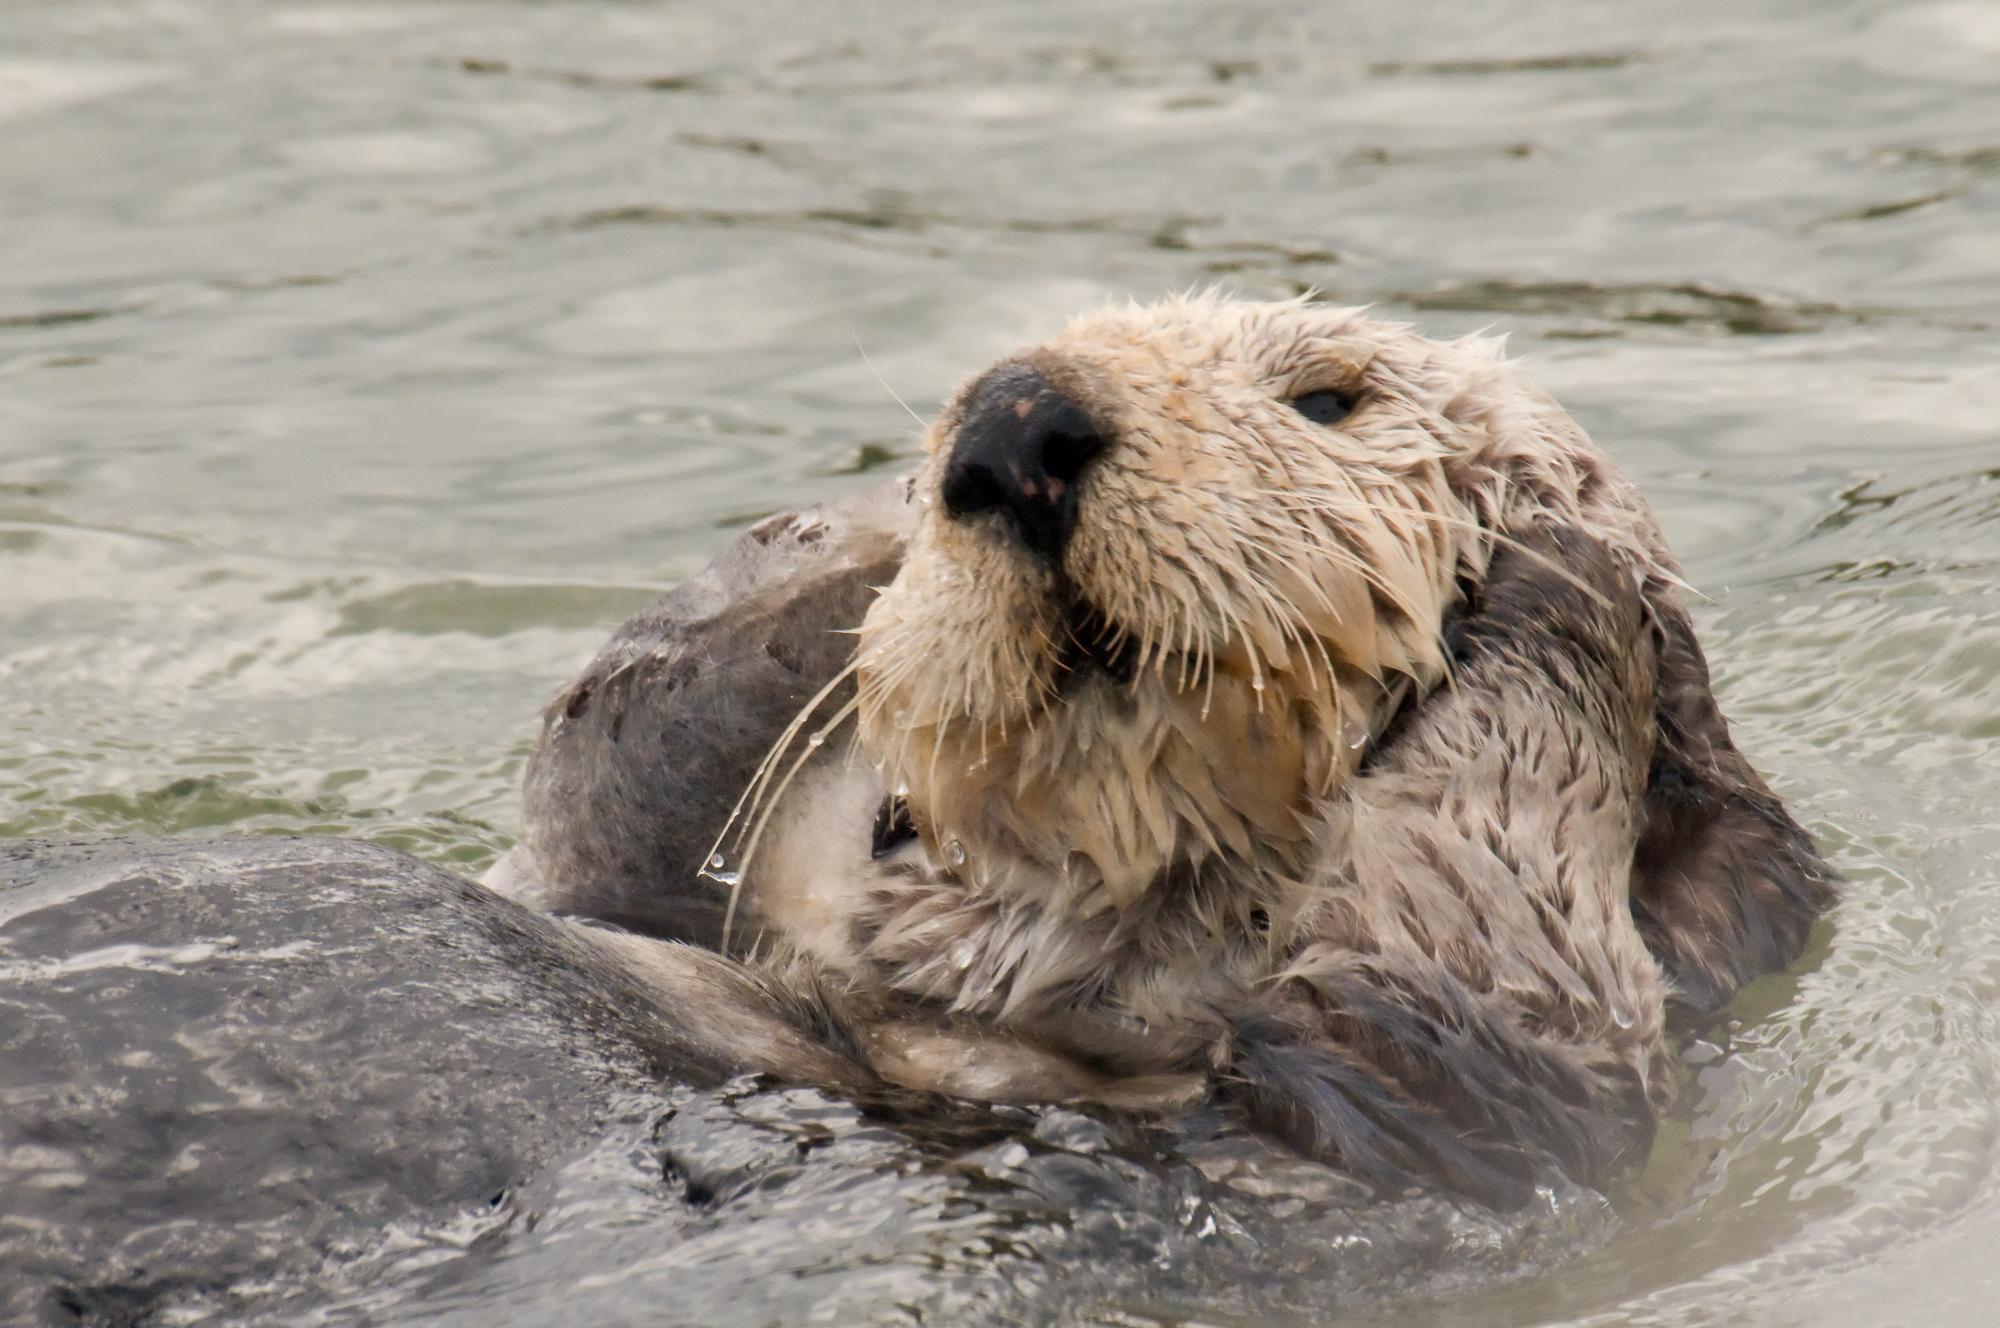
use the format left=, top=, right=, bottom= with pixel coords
left=3, top=1, right=1998, bottom=1324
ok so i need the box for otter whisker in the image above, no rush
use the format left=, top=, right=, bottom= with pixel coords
left=1244, top=503, right=1436, bottom=630
left=1197, top=624, right=1218, bottom=718
left=923, top=709, right=951, bottom=819
left=709, top=652, right=865, bottom=872
left=1226, top=566, right=1327, bottom=694
left=726, top=693, right=864, bottom=946
left=1265, top=490, right=1618, bottom=614
left=851, top=329, right=928, bottom=431
left=1230, top=525, right=1399, bottom=635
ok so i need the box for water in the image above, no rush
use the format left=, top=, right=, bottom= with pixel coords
left=3, top=0, right=1997, bottom=1323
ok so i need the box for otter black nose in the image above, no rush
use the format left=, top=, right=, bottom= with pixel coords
left=940, top=364, right=1108, bottom=564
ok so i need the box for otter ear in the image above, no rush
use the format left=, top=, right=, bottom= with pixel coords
left=1630, top=589, right=1836, bottom=1016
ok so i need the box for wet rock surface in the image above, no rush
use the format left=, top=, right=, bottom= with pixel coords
left=0, top=836, right=699, bottom=1325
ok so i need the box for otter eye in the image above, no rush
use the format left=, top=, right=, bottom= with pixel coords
left=1288, top=389, right=1355, bottom=426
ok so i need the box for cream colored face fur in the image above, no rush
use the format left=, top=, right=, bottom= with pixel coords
left=855, top=294, right=1664, bottom=913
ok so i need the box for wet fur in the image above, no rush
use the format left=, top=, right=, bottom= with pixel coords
left=1632, top=601, right=1834, bottom=1014
left=1237, top=527, right=1666, bottom=1203
left=491, top=493, right=909, bottom=941
left=491, top=296, right=1833, bottom=1204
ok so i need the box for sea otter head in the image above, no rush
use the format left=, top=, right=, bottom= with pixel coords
left=854, top=293, right=1656, bottom=913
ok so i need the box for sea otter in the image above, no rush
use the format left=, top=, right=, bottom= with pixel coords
left=487, top=294, right=1833, bottom=1204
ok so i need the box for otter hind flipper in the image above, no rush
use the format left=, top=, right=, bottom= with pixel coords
left=493, top=481, right=915, bottom=947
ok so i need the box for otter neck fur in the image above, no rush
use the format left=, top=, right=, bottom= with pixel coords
left=848, top=840, right=1283, bottom=1070
left=847, top=656, right=1424, bottom=1071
